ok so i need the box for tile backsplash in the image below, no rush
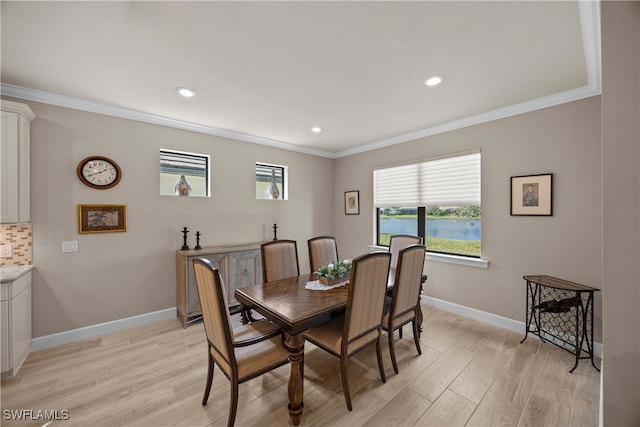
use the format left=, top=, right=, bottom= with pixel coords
left=0, top=223, right=32, bottom=267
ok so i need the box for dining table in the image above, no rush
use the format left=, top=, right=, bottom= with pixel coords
left=234, top=269, right=426, bottom=425
left=235, top=273, right=349, bottom=425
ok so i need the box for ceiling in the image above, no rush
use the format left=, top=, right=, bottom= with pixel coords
left=1, top=1, right=600, bottom=158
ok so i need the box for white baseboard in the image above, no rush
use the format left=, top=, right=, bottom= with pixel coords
left=422, top=296, right=603, bottom=358
left=30, top=307, right=177, bottom=352
left=31, top=298, right=604, bottom=361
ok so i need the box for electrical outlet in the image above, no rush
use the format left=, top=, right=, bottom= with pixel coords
left=1, top=244, right=13, bottom=258
left=62, top=241, right=78, bottom=253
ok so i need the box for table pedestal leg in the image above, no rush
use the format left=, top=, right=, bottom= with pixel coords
left=284, top=333, right=305, bottom=426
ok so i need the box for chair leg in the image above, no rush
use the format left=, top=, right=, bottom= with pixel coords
left=376, top=338, right=387, bottom=383
left=412, top=319, right=422, bottom=355
left=202, top=352, right=215, bottom=405
left=399, top=326, right=403, bottom=339
left=340, top=355, right=353, bottom=411
left=388, top=326, right=399, bottom=374
left=228, top=379, right=239, bottom=427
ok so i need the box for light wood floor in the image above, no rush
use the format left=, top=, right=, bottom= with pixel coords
left=1, top=305, right=600, bottom=426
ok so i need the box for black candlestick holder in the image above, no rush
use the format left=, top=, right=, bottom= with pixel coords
left=195, top=231, right=202, bottom=250
left=272, top=223, right=278, bottom=240
left=181, top=227, right=190, bottom=250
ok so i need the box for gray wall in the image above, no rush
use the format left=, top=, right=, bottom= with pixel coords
left=601, top=1, right=640, bottom=424
left=26, top=94, right=606, bottom=342
left=334, top=97, right=603, bottom=329
left=23, top=99, right=334, bottom=337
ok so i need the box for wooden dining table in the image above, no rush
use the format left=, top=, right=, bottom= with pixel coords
left=234, top=269, right=426, bottom=425
left=235, top=273, right=349, bottom=426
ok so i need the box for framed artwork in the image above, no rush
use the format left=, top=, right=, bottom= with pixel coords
left=78, top=204, right=127, bottom=234
left=344, top=190, right=360, bottom=215
left=510, top=173, right=553, bottom=216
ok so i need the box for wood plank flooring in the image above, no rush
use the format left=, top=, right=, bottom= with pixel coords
left=1, top=305, right=600, bottom=426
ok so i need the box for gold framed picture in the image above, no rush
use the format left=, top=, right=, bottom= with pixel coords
left=78, top=204, right=127, bottom=234
left=510, top=174, right=553, bottom=216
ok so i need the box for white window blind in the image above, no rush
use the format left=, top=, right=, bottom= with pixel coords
left=374, top=152, right=480, bottom=208
left=374, top=163, right=421, bottom=207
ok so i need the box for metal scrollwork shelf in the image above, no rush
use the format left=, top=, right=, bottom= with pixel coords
left=520, top=275, right=600, bottom=373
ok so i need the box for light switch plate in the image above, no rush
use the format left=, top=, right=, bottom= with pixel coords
left=62, top=241, right=78, bottom=253
left=0, top=244, right=12, bottom=258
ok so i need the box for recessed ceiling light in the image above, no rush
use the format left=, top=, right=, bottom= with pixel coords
left=311, top=126, right=322, bottom=133
left=424, top=75, right=444, bottom=87
left=178, top=87, right=196, bottom=98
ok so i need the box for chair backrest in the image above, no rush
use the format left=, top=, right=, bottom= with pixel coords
left=390, top=245, right=426, bottom=318
left=193, top=257, right=235, bottom=372
left=261, top=240, right=300, bottom=282
left=389, top=234, right=422, bottom=269
left=344, top=252, right=391, bottom=345
left=308, top=236, right=339, bottom=272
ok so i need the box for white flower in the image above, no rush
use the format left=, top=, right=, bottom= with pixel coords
left=327, top=263, right=334, bottom=270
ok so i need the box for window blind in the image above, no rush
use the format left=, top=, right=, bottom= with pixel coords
left=160, top=150, right=208, bottom=176
left=374, top=152, right=480, bottom=208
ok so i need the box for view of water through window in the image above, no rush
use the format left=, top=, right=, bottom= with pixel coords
left=378, top=207, right=481, bottom=257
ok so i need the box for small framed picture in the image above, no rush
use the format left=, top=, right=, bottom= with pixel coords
left=510, top=174, right=553, bottom=216
left=78, top=204, right=127, bottom=234
left=344, top=190, right=360, bottom=215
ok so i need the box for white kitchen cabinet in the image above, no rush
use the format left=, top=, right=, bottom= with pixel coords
left=1, top=270, right=32, bottom=379
left=1, top=100, right=35, bottom=224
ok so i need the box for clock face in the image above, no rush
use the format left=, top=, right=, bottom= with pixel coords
left=77, top=156, right=122, bottom=189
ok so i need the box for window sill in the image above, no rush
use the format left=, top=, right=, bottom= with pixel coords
left=367, top=245, right=489, bottom=269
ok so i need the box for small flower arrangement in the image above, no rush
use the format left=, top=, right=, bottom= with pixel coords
left=315, top=260, right=352, bottom=284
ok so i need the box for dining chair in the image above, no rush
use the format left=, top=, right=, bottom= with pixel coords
left=307, top=235, right=339, bottom=273
left=382, top=244, right=426, bottom=374
left=389, top=234, right=423, bottom=270
left=260, top=239, right=300, bottom=282
left=193, top=257, right=290, bottom=427
left=304, top=251, right=391, bottom=411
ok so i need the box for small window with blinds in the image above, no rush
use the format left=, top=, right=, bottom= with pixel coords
left=256, top=163, right=287, bottom=200
left=160, top=149, right=210, bottom=197
left=374, top=151, right=481, bottom=257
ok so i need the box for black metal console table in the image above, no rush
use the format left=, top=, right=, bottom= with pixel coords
left=520, top=275, right=600, bottom=373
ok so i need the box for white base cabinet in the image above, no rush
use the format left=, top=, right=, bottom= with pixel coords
left=1, top=271, right=32, bottom=379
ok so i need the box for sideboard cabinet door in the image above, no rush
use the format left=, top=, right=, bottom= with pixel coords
left=176, top=243, right=262, bottom=328
left=228, top=249, right=262, bottom=306
left=187, top=253, right=228, bottom=319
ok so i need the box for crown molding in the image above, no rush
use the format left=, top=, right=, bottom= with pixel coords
left=335, top=84, right=601, bottom=158
left=0, top=83, right=336, bottom=159
left=1, top=2, right=601, bottom=161
left=0, top=98, right=36, bottom=121
left=335, top=1, right=602, bottom=158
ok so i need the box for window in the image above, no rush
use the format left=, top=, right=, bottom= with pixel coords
left=256, top=163, right=287, bottom=200
left=374, top=151, right=481, bottom=257
left=160, top=150, right=210, bottom=197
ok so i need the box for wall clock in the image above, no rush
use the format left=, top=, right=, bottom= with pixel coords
left=77, top=156, right=122, bottom=189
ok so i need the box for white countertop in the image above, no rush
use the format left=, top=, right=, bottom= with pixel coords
left=0, top=265, right=34, bottom=283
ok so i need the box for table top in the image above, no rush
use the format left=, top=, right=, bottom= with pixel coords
left=523, top=275, right=600, bottom=292
left=235, top=273, right=350, bottom=335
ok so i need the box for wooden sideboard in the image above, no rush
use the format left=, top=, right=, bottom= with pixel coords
left=176, top=243, right=263, bottom=327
